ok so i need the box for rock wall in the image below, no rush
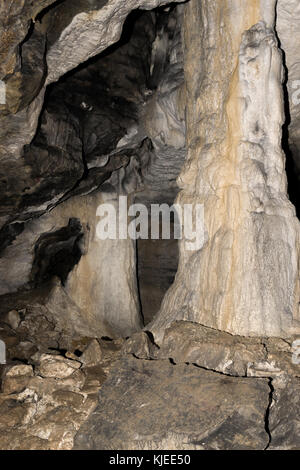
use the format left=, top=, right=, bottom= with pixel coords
left=0, top=191, right=142, bottom=338
left=0, top=0, right=183, bottom=229
left=0, top=0, right=300, bottom=342
left=277, top=0, right=300, bottom=207
left=0, top=3, right=185, bottom=337
left=150, top=0, right=300, bottom=340
left=0, top=0, right=300, bottom=452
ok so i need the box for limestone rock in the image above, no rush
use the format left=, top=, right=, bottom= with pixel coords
left=0, top=0, right=300, bottom=453
left=81, top=365, right=107, bottom=395
left=0, top=345, right=116, bottom=449
left=0, top=0, right=184, bottom=231
left=4, top=310, right=21, bottom=330
left=0, top=190, right=143, bottom=339
left=122, top=331, right=158, bottom=359
left=153, top=322, right=300, bottom=380
left=0, top=5, right=186, bottom=337
left=0, top=399, right=35, bottom=429
left=277, top=0, right=300, bottom=192
left=74, top=356, right=270, bottom=450
left=150, top=0, right=300, bottom=340
left=36, top=354, right=81, bottom=379
left=45, top=0, right=184, bottom=85
left=155, top=321, right=266, bottom=376
left=4, top=364, right=33, bottom=377
left=0, top=432, right=51, bottom=451
left=269, top=376, right=300, bottom=450
left=1, top=364, right=34, bottom=394
left=79, top=340, right=102, bottom=367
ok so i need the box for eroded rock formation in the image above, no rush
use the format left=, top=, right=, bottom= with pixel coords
left=0, top=2, right=185, bottom=335
left=0, top=0, right=299, bottom=452
left=150, top=0, right=300, bottom=340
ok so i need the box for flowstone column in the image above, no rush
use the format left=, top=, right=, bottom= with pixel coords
left=150, top=0, right=300, bottom=340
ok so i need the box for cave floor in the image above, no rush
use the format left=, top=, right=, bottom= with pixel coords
left=0, top=305, right=299, bottom=450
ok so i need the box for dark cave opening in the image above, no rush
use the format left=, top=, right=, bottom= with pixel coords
left=136, top=204, right=179, bottom=326
left=282, top=92, right=300, bottom=218
left=30, top=218, right=84, bottom=286
left=22, top=5, right=183, bottom=325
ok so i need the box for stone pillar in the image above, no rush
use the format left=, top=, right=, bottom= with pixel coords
left=150, top=0, right=300, bottom=340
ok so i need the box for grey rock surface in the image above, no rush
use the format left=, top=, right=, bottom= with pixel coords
left=0, top=0, right=184, bottom=231
left=269, top=376, right=300, bottom=450
left=277, top=0, right=300, bottom=200
left=152, top=321, right=300, bottom=379
left=74, top=356, right=270, bottom=450
left=0, top=5, right=185, bottom=332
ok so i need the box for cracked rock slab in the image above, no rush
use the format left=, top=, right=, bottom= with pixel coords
left=269, top=376, right=300, bottom=450
left=151, top=321, right=300, bottom=378
left=74, top=356, right=270, bottom=450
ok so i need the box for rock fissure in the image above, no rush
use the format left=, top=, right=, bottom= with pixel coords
left=264, top=378, right=275, bottom=450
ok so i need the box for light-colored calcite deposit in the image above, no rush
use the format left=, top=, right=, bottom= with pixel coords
left=150, top=0, right=300, bottom=340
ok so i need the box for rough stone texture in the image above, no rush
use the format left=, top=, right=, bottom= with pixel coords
left=74, top=356, right=270, bottom=450
left=0, top=0, right=184, bottom=231
left=0, top=1, right=55, bottom=83
left=0, top=338, right=124, bottom=450
left=0, top=4, right=185, bottom=331
left=1, top=364, right=34, bottom=394
left=0, top=190, right=142, bottom=338
left=150, top=321, right=300, bottom=379
left=45, top=0, right=183, bottom=85
left=79, top=339, right=103, bottom=367
left=150, top=0, right=300, bottom=341
left=0, top=315, right=299, bottom=450
left=121, top=331, right=159, bottom=359
left=277, top=0, right=300, bottom=192
left=269, top=376, right=300, bottom=450
left=0, top=0, right=299, bottom=452
left=36, top=354, right=81, bottom=379
left=0, top=362, right=95, bottom=450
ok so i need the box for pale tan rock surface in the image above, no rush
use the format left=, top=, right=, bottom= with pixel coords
left=0, top=338, right=124, bottom=450
left=150, top=0, right=300, bottom=340
left=0, top=191, right=143, bottom=338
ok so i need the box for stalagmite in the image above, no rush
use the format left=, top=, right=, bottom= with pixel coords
left=0, top=0, right=300, bottom=451
left=150, top=0, right=300, bottom=340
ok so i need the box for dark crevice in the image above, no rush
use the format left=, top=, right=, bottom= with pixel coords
left=35, top=0, right=66, bottom=23
left=136, top=213, right=179, bottom=326
left=47, top=347, right=68, bottom=357
left=192, top=362, right=247, bottom=378
left=10, top=358, right=29, bottom=365
left=264, top=378, right=274, bottom=450
left=135, top=240, right=144, bottom=327
left=19, top=20, right=35, bottom=49
left=30, top=218, right=84, bottom=287
left=144, top=330, right=160, bottom=349
left=73, top=349, right=83, bottom=357
left=49, top=9, right=152, bottom=86
left=0, top=222, right=25, bottom=256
